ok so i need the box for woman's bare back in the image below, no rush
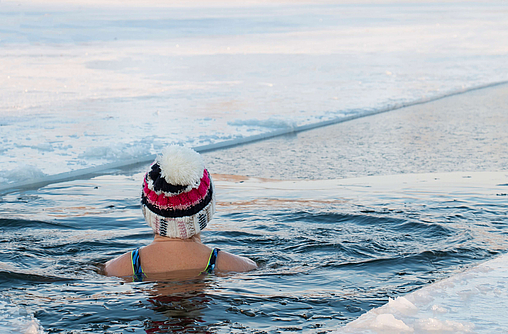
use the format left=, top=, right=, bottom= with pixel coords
left=105, top=235, right=257, bottom=278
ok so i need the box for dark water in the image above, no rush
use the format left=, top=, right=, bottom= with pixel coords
left=1, top=172, right=507, bottom=333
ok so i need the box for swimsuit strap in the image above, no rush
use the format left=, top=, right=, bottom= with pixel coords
left=202, top=248, right=221, bottom=274
left=131, top=248, right=146, bottom=282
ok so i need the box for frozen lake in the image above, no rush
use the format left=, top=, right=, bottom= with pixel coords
left=1, top=0, right=508, bottom=186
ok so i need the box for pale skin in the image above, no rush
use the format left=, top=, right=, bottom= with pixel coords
left=104, top=233, right=257, bottom=278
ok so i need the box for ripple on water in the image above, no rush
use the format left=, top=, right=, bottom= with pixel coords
left=0, top=172, right=507, bottom=332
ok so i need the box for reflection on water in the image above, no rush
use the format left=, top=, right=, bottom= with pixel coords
left=0, top=172, right=507, bottom=332
left=144, top=278, right=215, bottom=333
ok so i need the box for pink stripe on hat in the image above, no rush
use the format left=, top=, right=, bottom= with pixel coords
left=142, top=171, right=212, bottom=209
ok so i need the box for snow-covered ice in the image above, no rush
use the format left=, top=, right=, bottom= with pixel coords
left=1, top=0, right=508, bottom=186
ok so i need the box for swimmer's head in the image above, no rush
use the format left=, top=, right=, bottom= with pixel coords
left=141, top=145, right=215, bottom=239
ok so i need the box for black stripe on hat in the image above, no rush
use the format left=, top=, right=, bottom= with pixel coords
left=148, top=163, right=189, bottom=194
left=141, top=184, right=214, bottom=218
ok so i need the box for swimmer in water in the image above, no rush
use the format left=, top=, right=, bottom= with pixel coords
left=105, top=145, right=257, bottom=280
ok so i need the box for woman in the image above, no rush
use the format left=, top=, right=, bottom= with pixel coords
left=105, top=145, right=257, bottom=280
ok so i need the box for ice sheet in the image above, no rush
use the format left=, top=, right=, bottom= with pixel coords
left=1, top=0, right=508, bottom=185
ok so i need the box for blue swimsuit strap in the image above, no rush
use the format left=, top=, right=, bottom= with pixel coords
left=202, top=248, right=221, bottom=274
left=131, top=248, right=146, bottom=282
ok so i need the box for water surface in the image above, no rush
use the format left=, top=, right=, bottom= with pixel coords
left=1, top=172, right=506, bottom=332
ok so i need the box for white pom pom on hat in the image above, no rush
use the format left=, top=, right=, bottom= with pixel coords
left=157, top=145, right=204, bottom=187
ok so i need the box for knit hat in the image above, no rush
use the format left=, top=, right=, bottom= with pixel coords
left=141, top=145, right=215, bottom=239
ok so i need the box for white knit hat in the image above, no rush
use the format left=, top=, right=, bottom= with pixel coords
left=140, top=145, right=215, bottom=239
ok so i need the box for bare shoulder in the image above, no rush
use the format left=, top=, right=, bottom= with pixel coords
left=104, top=251, right=133, bottom=277
left=216, top=250, right=258, bottom=273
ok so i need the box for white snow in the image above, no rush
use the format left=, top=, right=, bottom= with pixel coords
left=368, top=314, right=414, bottom=333
left=387, top=297, right=418, bottom=316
